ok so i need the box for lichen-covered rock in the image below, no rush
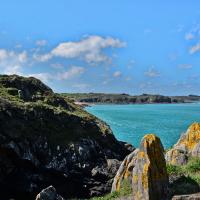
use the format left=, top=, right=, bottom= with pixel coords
left=166, top=123, right=200, bottom=165
left=35, top=186, right=65, bottom=200
left=132, top=134, right=169, bottom=200
left=112, top=134, right=169, bottom=200
left=172, top=192, right=200, bottom=200
left=111, top=149, right=138, bottom=192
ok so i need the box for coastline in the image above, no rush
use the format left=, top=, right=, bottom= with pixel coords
left=75, top=100, right=199, bottom=108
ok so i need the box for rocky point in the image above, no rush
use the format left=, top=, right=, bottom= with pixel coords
left=0, top=75, right=132, bottom=200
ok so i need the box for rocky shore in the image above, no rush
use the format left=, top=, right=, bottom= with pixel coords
left=1, top=75, right=200, bottom=200
left=110, top=123, right=200, bottom=200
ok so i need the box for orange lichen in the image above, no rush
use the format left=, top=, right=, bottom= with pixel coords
left=115, top=175, right=121, bottom=191
left=142, top=162, right=150, bottom=189
left=177, top=123, right=200, bottom=151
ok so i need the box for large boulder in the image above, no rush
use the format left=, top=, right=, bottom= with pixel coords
left=166, top=123, right=200, bottom=165
left=132, top=134, right=169, bottom=200
left=111, top=149, right=138, bottom=192
left=112, top=134, right=169, bottom=200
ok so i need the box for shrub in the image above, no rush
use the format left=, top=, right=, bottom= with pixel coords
left=184, top=157, right=200, bottom=173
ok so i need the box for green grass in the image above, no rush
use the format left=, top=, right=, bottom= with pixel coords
left=167, top=157, right=200, bottom=196
left=184, top=157, right=200, bottom=173
left=167, top=157, right=200, bottom=179
left=91, top=180, right=132, bottom=200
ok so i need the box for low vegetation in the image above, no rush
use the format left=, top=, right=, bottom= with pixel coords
left=167, top=157, right=200, bottom=195
left=91, top=180, right=132, bottom=200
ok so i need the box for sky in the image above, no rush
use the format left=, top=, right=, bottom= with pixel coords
left=0, top=1, right=200, bottom=95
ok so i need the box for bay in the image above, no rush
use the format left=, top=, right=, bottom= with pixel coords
left=86, top=103, right=200, bottom=148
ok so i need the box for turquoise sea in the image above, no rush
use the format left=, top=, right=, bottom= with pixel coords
left=86, top=103, right=200, bottom=148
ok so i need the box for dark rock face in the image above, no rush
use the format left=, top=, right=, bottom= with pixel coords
left=35, top=186, right=65, bottom=200
left=0, top=75, right=131, bottom=200
left=169, top=174, right=200, bottom=197
left=0, top=74, right=53, bottom=100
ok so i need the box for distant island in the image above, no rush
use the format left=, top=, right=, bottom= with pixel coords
left=62, top=93, right=200, bottom=105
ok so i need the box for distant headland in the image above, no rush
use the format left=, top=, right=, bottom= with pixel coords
left=62, top=93, right=200, bottom=105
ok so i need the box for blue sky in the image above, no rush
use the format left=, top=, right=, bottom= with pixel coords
left=0, top=0, right=200, bottom=95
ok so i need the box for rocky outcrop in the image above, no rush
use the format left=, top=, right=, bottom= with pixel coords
left=35, top=186, right=65, bottom=200
left=112, top=134, right=169, bottom=200
left=0, top=75, right=132, bottom=200
left=172, top=192, right=200, bottom=200
left=132, top=134, right=169, bottom=200
left=111, top=149, right=138, bottom=192
left=166, top=123, right=200, bottom=165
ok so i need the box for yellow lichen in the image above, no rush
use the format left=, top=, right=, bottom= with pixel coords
left=178, top=123, right=200, bottom=151
left=142, top=163, right=150, bottom=189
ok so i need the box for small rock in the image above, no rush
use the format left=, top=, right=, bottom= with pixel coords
left=35, top=186, right=65, bottom=200
left=172, top=192, right=200, bottom=200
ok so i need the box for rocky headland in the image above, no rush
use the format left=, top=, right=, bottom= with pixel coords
left=62, top=93, right=200, bottom=105
left=1, top=75, right=200, bottom=200
left=0, top=75, right=133, bottom=200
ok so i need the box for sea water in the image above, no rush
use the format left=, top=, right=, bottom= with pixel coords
left=86, top=103, right=200, bottom=148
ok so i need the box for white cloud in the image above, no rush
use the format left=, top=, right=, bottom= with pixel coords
left=189, top=43, right=200, bottom=54
left=33, top=53, right=52, bottom=62
left=145, top=67, right=160, bottom=78
left=34, top=35, right=126, bottom=64
left=185, top=33, right=194, bottom=40
left=0, top=49, right=28, bottom=75
left=36, top=40, right=47, bottom=46
left=178, top=64, right=193, bottom=69
left=18, top=51, right=28, bottom=62
left=113, top=71, right=122, bottom=77
left=28, top=73, right=52, bottom=83
left=56, top=66, right=85, bottom=80
left=0, top=49, right=8, bottom=60
left=28, top=66, right=85, bottom=83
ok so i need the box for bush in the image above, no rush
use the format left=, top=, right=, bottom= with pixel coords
left=167, top=164, right=182, bottom=175
left=184, top=157, right=200, bottom=173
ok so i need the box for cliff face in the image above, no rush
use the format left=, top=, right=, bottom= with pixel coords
left=63, top=93, right=200, bottom=104
left=0, top=75, right=132, bottom=200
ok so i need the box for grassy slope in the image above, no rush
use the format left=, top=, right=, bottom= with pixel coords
left=0, top=76, right=113, bottom=146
